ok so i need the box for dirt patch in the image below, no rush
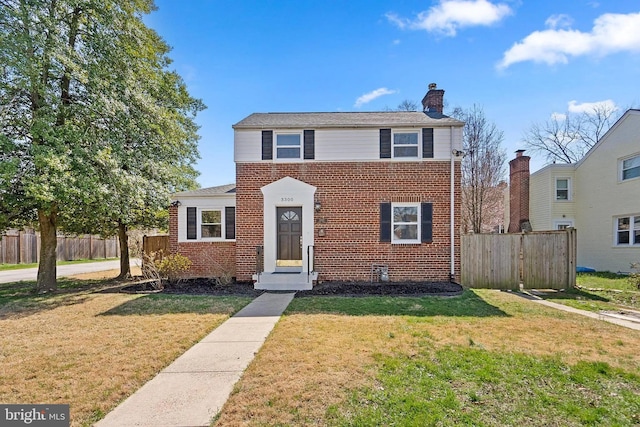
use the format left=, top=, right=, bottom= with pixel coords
left=118, top=278, right=463, bottom=298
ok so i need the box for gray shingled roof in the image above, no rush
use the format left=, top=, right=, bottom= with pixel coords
left=172, top=184, right=236, bottom=198
left=233, top=111, right=463, bottom=129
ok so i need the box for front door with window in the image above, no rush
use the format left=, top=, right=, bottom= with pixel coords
left=277, top=207, right=302, bottom=267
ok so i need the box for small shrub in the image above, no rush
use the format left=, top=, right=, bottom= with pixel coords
left=155, top=254, right=192, bottom=285
left=629, top=262, right=640, bottom=290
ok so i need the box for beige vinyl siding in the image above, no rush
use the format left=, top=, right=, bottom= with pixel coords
left=573, top=111, right=640, bottom=271
left=529, top=168, right=553, bottom=230
left=234, top=127, right=462, bottom=162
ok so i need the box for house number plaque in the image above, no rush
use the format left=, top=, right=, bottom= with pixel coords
left=280, top=197, right=294, bottom=202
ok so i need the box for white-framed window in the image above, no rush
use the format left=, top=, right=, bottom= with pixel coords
left=392, top=203, right=420, bottom=243
left=555, top=178, right=571, bottom=201
left=393, top=131, right=419, bottom=158
left=621, top=154, right=640, bottom=181
left=201, top=210, right=222, bottom=239
left=276, top=133, right=301, bottom=159
left=615, top=215, right=640, bottom=246
left=554, top=220, right=574, bottom=230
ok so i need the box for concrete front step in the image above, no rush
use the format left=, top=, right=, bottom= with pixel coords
left=253, top=272, right=317, bottom=291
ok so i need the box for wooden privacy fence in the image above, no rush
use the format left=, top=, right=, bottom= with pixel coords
left=461, top=228, right=577, bottom=290
left=142, top=234, right=169, bottom=260
left=0, top=231, right=120, bottom=264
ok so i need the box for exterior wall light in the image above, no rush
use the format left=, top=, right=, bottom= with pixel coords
left=314, top=201, right=321, bottom=212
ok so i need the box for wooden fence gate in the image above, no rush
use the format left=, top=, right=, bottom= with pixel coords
left=461, top=229, right=576, bottom=290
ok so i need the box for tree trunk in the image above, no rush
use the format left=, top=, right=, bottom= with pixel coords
left=37, top=206, right=58, bottom=292
left=117, top=222, right=130, bottom=279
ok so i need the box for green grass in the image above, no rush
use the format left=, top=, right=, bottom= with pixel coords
left=288, top=289, right=507, bottom=317
left=332, top=346, right=640, bottom=426
left=0, top=257, right=118, bottom=271
left=577, top=271, right=639, bottom=292
left=537, top=272, right=640, bottom=312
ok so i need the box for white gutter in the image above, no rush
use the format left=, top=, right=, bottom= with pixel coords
left=450, top=126, right=456, bottom=281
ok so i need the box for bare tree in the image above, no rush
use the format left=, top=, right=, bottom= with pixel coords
left=523, top=104, right=621, bottom=163
left=397, top=99, right=418, bottom=111
left=452, top=105, right=507, bottom=233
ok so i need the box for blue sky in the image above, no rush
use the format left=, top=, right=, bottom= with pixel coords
left=146, top=0, right=640, bottom=187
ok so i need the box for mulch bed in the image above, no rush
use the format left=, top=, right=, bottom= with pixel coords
left=119, top=278, right=463, bottom=297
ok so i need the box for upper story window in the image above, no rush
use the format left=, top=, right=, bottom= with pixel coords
left=276, top=133, right=301, bottom=159
left=621, top=154, right=640, bottom=181
left=615, top=215, right=640, bottom=246
left=393, top=131, right=419, bottom=158
left=555, top=178, right=570, bottom=201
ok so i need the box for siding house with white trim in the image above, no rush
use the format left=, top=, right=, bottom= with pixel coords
left=526, top=109, right=640, bottom=272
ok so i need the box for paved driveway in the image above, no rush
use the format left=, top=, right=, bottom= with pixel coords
left=0, top=259, right=140, bottom=284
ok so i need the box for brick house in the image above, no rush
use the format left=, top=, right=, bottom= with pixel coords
left=170, top=84, right=464, bottom=290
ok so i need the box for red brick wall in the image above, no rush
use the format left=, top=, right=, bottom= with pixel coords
left=235, top=161, right=461, bottom=282
left=168, top=205, right=236, bottom=278
left=508, top=153, right=531, bottom=232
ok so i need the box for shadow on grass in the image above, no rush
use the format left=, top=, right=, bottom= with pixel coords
left=534, top=288, right=610, bottom=302
left=286, top=289, right=508, bottom=317
left=0, top=278, right=111, bottom=320
left=100, top=294, right=253, bottom=316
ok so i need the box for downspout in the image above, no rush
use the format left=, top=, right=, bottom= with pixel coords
left=450, top=126, right=456, bottom=282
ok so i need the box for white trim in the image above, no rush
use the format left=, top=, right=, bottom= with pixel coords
left=614, top=214, right=640, bottom=246
left=392, top=129, right=420, bottom=159
left=274, top=132, right=303, bottom=161
left=553, top=219, right=574, bottom=230
left=555, top=177, right=571, bottom=201
left=391, top=202, right=421, bottom=244
left=619, top=152, right=640, bottom=182
left=261, top=177, right=316, bottom=273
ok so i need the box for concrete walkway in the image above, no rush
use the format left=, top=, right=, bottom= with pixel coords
left=518, top=293, right=640, bottom=331
left=95, top=291, right=296, bottom=427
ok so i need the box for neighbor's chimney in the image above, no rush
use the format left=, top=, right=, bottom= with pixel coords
left=421, top=83, right=445, bottom=114
left=508, top=149, right=531, bottom=233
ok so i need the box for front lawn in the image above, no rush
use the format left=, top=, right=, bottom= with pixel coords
left=540, top=272, right=640, bottom=312
left=214, top=289, right=640, bottom=426
left=0, top=278, right=253, bottom=427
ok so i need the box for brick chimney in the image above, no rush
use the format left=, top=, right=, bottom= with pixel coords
left=421, top=83, right=444, bottom=114
left=508, top=149, right=531, bottom=233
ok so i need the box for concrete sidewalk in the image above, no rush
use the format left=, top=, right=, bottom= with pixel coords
left=95, top=291, right=296, bottom=427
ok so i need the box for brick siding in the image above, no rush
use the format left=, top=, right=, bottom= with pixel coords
left=169, top=205, right=236, bottom=278
left=235, top=161, right=461, bottom=282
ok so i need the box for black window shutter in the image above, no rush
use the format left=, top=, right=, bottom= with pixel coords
left=380, top=129, right=391, bottom=159
left=186, top=207, right=197, bottom=240
left=303, top=130, right=315, bottom=160
left=421, top=202, right=433, bottom=243
left=380, top=202, right=391, bottom=242
left=225, top=207, right=236, bottom=239
left=422, top=128, right=434, bottom=158
left=262, top=130, right=273, bottom=160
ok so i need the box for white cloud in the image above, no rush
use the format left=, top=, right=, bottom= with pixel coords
left=567, top=99, right=618, bottom=114
left=354, top=88, right=397, bottom=107
left=545, top=14, right=573, bottom=29
left=498, top=12, right=640, bottom=69
left=387, top=0, right=512, bottom=37
left=551, top=112, right=567, bottom=121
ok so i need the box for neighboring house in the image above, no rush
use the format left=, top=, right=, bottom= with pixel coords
left=507, top=109, right=640, bottom=272
left=170, top=84, right=464, bottom=289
